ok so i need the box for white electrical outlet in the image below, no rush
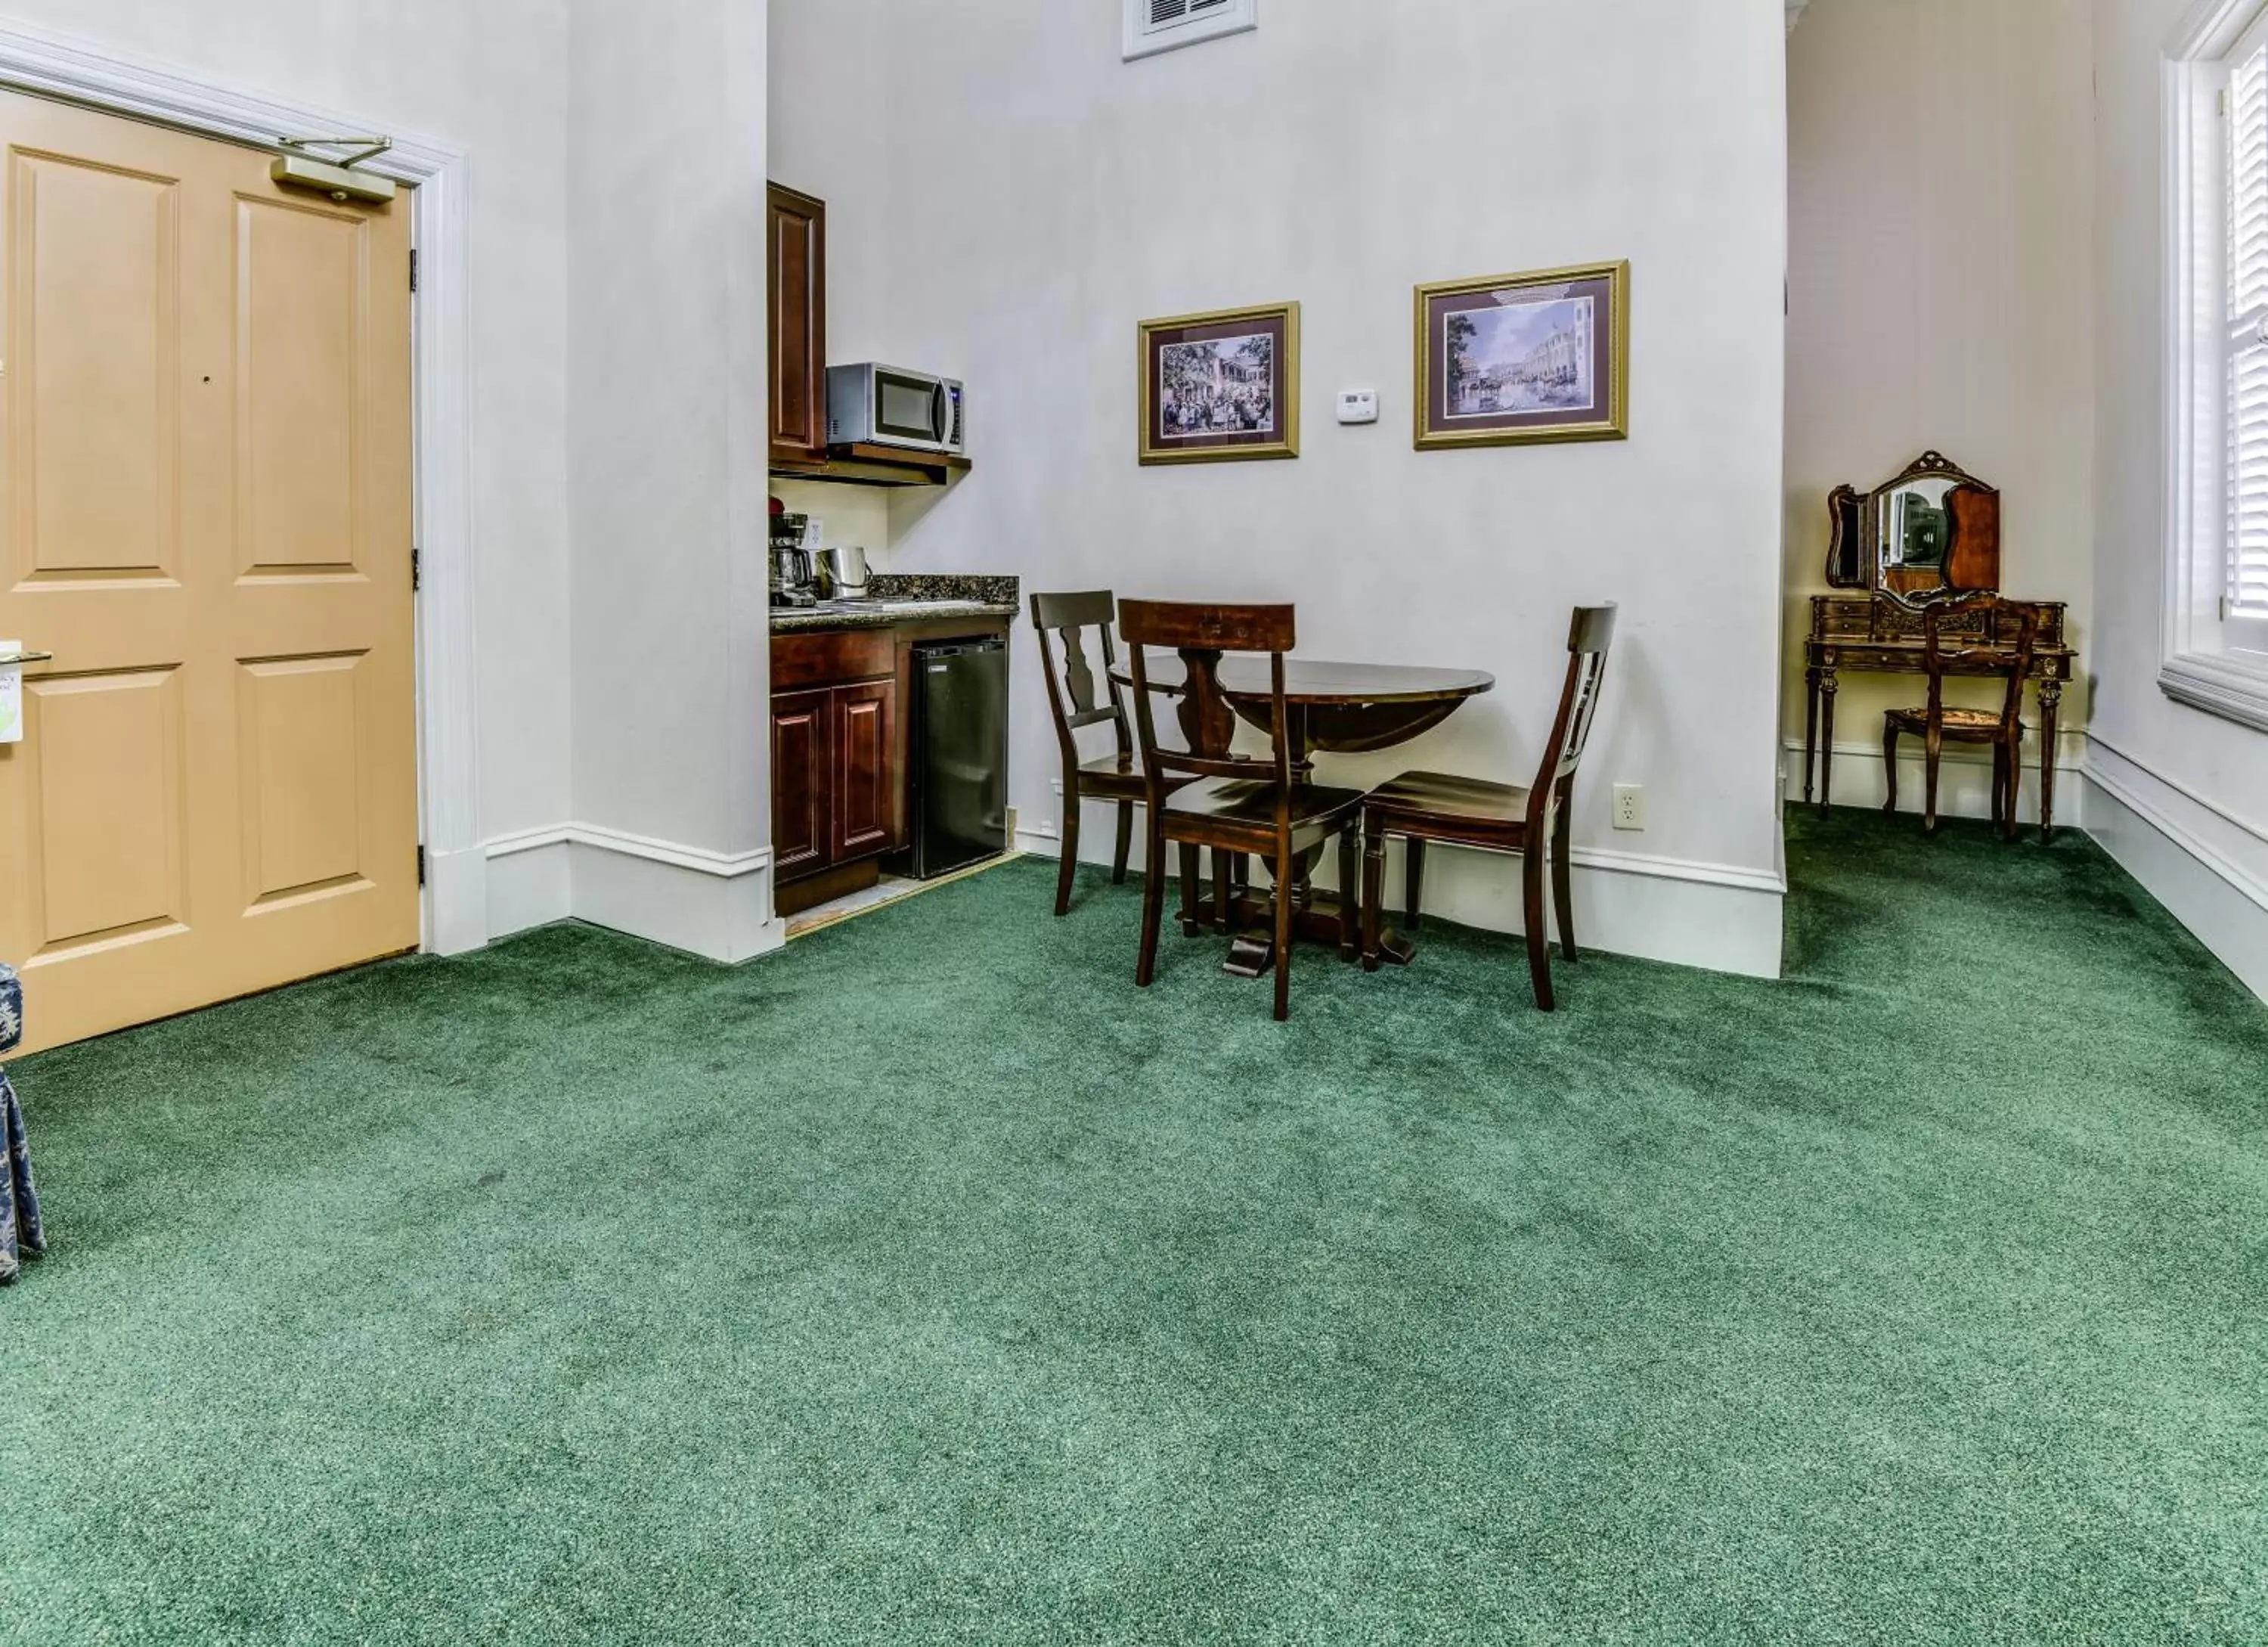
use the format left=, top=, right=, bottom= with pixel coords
left=1613, top=783, right=1646, bottom=831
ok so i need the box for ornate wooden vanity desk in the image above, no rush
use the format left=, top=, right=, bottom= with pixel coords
left=1801, top=451, right=2076, bottom=836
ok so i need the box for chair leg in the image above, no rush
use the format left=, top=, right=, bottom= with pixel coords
left=1552, top=791, right=1579, bottom=963
left=1055, top=783, right=1081, bottom=917
left=1990, top=746, right=2007, bottom=833
left=1882, top=724, right=1900, bottom=815
left=1273, top=844, right=1296, bottom=1022
left=1923, top=727, right=1944, bottom=835
left=1136, top=823, right=1168, bottom=986
left=1405, top=838, right=1427, bottom=932
left=1112, top=801, right=1134, bottom=884
left=1178, top=842, right=1203, bottom=936
left=1523, top=842, right=1556, bottom=1012
left=1337, top=827, right=1360, bottom=962
left=1362, top=820, right=1388, bottom=972
left=2002, top=738, right=2023, bottom=843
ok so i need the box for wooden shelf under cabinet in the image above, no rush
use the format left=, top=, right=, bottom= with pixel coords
left=769, top=444, right=972, bottom=490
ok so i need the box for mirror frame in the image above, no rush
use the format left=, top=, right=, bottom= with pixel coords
left=1823, top=450, right=2001, bottom=595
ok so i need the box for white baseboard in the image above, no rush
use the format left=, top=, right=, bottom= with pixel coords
left=2083, top=740, right=2268, bottom=1004
left=1020, top=799, right=1785, bottom=980
left=1780, top=735, right=2083, bottom=827
left=482, top=824, right=785, bottom=963
left=485, top=836, right=572, bottom=941
left=424, top=843, right=491, bottom=957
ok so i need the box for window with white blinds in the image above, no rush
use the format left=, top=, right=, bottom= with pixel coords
left=2229, top=41, right=2268, bottom=620
left=2165, top=1, right=2268, bottom=724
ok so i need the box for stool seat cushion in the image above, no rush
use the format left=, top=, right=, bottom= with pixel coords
left=0, top=962, right=18, bottom=1055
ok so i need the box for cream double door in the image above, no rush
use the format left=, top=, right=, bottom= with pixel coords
left=0, top=90, right=418, bottom=1054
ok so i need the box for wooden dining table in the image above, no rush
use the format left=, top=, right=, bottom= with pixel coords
left=1110, top=654, right=1495, bottom=972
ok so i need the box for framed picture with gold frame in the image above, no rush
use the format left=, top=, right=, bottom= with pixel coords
left=1139, top=302, right=1300, bottom=464
left=1414, top=262, right=1629, bottom=450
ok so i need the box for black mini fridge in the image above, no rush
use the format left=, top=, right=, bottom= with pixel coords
left=910, top=637, right=1009, bottom=878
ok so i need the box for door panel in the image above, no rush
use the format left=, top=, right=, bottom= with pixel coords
left=0, top=88, right=417, bottom=1054
left=237, top=653, right=367, bottom=907
left=236, top=196, right=365, bottom=578
left=831, top=680, right=897, bottom=862
left=772, top=688, right=831, bottom=880
left=15, top=152, right=180, bottom=582
left=26, top=668, right=185, bottom=952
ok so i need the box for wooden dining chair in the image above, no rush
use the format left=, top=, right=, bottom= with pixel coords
left=1881, top=592, right=2039, bottom=839
left=1030, top=591, right=1149, bottom=917
left=1120, top=600, right=1365, bottom=1022
left=1360, top=605, right=1618, bottom=1013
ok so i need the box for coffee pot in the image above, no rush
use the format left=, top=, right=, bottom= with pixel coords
left=769, top=513, right=817, bottom=607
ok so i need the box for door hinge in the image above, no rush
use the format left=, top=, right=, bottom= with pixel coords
left=412, top=547, right=422, bottom=591
left=417, top=845, right=427, bottom=887
left=409, top=247, right=418, bottom=292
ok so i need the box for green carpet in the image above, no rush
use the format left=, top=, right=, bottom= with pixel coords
left=4, top=811, right=2266, bottom=1643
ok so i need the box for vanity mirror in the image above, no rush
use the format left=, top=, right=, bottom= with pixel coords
left=1824, top=450, right=2001, bottom=597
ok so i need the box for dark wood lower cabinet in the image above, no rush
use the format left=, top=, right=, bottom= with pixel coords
left=771, top=687, right=833, bottom=881
left=830, top=678, right=898, bottom=861
left=772, top=616, right=1009, bottom=915
left=771, top=671, right=901, bottom=898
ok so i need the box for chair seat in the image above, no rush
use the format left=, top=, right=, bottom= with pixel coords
left=1365, top=770, right=1533, bottom=830
left=1163, top=777, right=1365, bottom=833
left=1885, top=706, right=2025, bottom=737
left=1075, top=751, right=1148, bottom=798
left=0, top=962, right=18, bottom=1055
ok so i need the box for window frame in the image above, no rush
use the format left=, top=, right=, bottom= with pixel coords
left=2164, top=0, right=2268, bottom=732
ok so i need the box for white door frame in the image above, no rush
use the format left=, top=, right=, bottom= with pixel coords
left=0, top=18, right=483, bottom=954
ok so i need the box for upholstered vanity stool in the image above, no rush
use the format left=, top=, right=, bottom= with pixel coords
left=0, top=960, right=45, bottom=1284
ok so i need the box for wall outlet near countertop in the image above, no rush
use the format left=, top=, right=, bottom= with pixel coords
left=1613, top=783, right=1646, bottom=831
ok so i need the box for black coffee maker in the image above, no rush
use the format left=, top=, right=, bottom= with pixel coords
left=770, top=512, right=817, bottom=607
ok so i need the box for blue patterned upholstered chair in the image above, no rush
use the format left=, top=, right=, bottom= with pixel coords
left=0, top=960, right=44, bottom=1284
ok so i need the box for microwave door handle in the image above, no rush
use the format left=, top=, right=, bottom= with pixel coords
left=932, top=380, right=950, bottom=449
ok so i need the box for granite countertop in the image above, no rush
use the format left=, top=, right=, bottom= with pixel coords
left=770, top=574, right=1019, bottom=634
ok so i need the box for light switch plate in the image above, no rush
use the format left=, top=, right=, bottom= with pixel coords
left=1337, top=389, right=1379, bottom=424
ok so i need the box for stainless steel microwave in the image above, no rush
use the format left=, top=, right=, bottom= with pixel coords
left=826, top=364, right=967, bottom=455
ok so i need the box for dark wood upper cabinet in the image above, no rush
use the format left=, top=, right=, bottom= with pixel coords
left=767, top=182, right=827, bottom=467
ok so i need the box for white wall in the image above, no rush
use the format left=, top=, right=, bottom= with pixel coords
left=549, top=0, right=778, bottom=961
left=1783, top=0, right=2097, bottom=818
left=2090, top=0, right=2268, bottom=1000
left=770, top=0, right=1792, bottom=978
left=0, top=0, right=575, bottom=863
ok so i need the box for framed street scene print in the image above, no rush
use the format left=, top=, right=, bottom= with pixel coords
left=1414, top=262, right=1628, bottom=449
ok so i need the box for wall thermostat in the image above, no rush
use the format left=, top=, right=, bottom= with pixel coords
left=1337, top=389, right=1380, bottom=425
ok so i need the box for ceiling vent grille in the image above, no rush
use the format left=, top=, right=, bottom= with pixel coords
left=1124, top=0, right=1256, bottom=62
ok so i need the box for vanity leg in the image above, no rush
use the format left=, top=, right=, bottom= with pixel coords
left=2037, top=678, right=2062, bottom=843
left=1802, top=665, right=1820, bottom=807
left=1817, top=670, right=1839, bottom=817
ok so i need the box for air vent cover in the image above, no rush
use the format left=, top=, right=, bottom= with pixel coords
left=1124, top=0, right=1256, bottom=62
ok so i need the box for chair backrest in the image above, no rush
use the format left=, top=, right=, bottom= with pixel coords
left=1527, top=605, right=1619, bottom=830
left=1922, top=591, right=2036, bottom=734
left=1030, top=590, right=1132, bottom=765
left=1117, top=600, right=1297, bottom=801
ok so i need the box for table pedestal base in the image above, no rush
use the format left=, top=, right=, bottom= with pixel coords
left=1197, top=890, right=1418, bottom=974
